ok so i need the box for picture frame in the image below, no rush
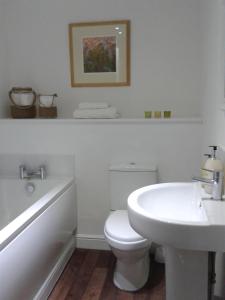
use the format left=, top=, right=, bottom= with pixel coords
left=69, top=20, right=130, bottom=87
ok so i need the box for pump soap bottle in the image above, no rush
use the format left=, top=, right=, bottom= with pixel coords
left=200, top=154, right=211, bottom=188
left=204, top=146, right=223, bottom=194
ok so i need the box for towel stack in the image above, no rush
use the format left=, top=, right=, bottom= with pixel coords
left=73, top=103, right=120, bottom=119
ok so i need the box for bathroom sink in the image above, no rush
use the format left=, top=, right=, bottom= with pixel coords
left=128, top=182, right=225, bottom=251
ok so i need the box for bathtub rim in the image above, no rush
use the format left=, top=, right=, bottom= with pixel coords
left=0, top=176, right=75, bottom=251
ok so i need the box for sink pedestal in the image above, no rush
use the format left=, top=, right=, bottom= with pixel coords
left=165, top=247, right=209, bottom=300
left=214, top=252, right=225, bottom=299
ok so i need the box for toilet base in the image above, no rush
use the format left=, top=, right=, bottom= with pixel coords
left=113, top=252, right=150, bottom=291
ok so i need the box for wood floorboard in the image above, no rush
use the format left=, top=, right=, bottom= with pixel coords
left=66, top=250, right=100, bottom=300
left=81, top=268, right=108, bottom=300
left=99, top=255, right=117, bottom=300
left=49, top=249, right=87, bottom=300
left=48, top=249, right=165, bottom=300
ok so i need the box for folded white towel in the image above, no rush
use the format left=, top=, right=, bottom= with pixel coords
left=78, top=102, right=110, bottom=110
left=73, top=107, right=119, bottom=119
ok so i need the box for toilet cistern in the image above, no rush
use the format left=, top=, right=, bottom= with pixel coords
left=192, top=168, right=224, bottom=201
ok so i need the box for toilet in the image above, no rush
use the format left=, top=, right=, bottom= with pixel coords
left=104, top=162, right=157, bottom=291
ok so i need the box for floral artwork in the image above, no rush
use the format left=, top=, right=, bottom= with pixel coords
left=69, top=20, right=130, bottom=87
left=83, top=36, right=116, bottom=73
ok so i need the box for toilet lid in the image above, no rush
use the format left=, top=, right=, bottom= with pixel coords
left=105, top=210, right=146, bottom=243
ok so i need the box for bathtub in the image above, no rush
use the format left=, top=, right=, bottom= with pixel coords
left=0, top=177, right=76, bottom=300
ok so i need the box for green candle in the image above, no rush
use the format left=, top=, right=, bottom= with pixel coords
left=144, top=111, right=152, bottom=118
left=154, top=111, right=161, bottom=118
left=164, top=111, right=171, bottom=118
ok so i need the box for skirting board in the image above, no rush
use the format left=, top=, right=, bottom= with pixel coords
left=76, top=234, right=110, bottom=250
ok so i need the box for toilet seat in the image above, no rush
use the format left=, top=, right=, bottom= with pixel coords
left=104, top=210, right=150, bottom=251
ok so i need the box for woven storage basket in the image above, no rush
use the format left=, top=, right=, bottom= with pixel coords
left=38, top=106, right=57, bottom=118
left=9, top=87, right=37, bottom=118
left=11, top=105, right=36, bottom=118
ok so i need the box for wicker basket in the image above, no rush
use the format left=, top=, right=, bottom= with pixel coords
left=9, top=87, right=37, bottom=118
left=11, top=105, right=36, bottom=118
left=9, top=87, right=36, bottom=108
left=38, top=106, right=57, bottom=118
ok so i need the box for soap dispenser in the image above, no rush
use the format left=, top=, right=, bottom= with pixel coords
left=204, top=146, right=223, bottom=194
left=200, top=154, right=211, bottom=185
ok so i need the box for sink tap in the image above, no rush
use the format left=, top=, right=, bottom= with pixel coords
left=19, top=165, right=46, bottom=180
left=192, top=168, right=224, bottom=200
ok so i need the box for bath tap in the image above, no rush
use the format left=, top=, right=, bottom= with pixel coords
left=19, top=165, right=46, bottom=180
left=192, top=168, right=224, bottom=200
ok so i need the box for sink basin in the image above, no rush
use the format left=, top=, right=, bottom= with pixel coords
left=128, top=182, right=225, bottom=251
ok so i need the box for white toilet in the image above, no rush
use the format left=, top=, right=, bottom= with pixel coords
left=104, top=162, right=157, bottom=291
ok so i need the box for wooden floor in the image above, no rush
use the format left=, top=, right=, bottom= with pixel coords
left=48, top=249, right=165, bottom=300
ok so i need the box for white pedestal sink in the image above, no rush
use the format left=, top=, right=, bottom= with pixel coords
left=127, top=182, right=225, bottom=300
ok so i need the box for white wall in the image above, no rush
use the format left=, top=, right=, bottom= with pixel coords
left=0, top=119, right=202, bottom=247
left=2, top=0, right=203, bottom=118
left=0, top=0, right=207, bottom=248
left=0, top=1, right=9, bottom=117
left=200, top=3, right=225, bottom=296
left=201, top=0, right=225, bottom=153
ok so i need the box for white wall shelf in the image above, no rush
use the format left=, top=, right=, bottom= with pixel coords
left=0, top=118, right=203, bottom=125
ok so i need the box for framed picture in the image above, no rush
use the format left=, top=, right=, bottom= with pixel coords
left=69, top=20, right=130, bottom=87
